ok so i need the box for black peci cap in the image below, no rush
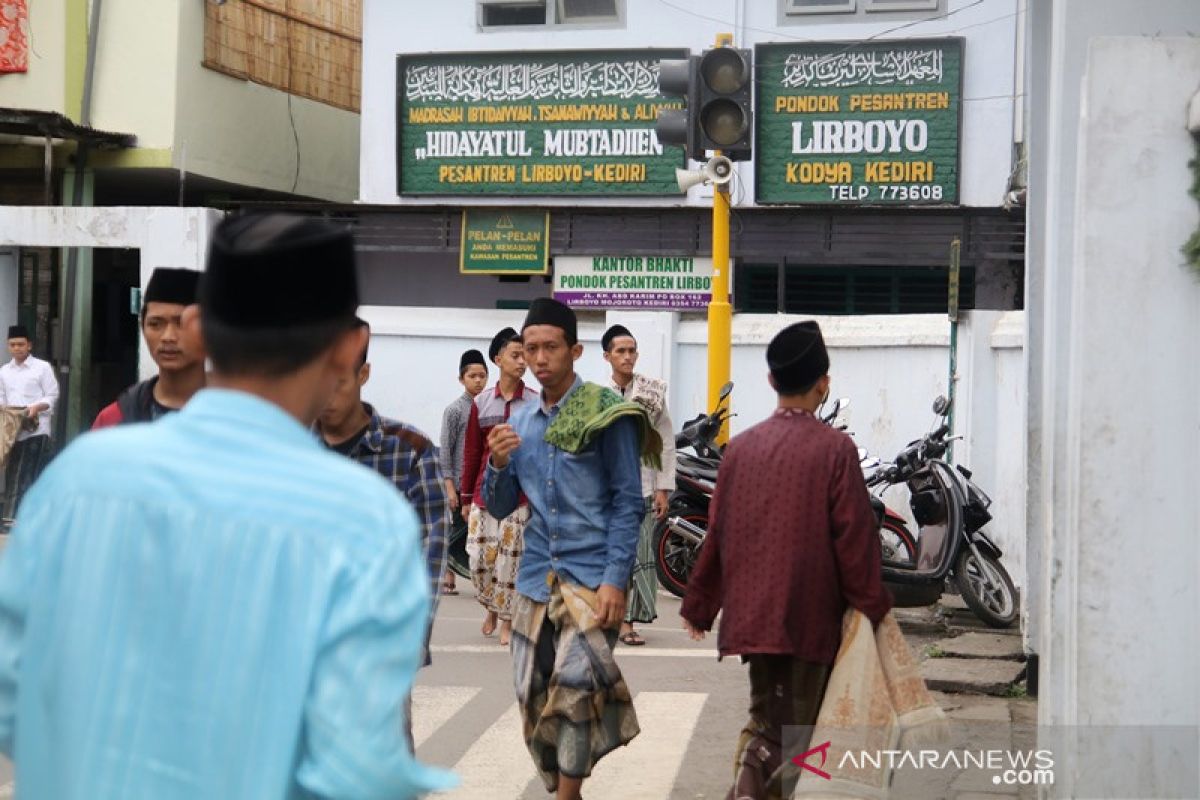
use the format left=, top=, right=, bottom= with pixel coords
left=767, top=321, right=830, bottom=393
left=200, top=214, right=358, bottom=329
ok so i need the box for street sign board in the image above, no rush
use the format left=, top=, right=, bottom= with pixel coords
left=553, top=255, right=713, bottom=310
left=397, top=50, right=687, bottom=196
left=460, top=209, right=550, bottom=275
left=755, top=38, right=963, bottom=205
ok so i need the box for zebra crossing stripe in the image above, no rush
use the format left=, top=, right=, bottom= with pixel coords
left=429, top=644, right=719, bottom=659
left=411, top=685, right=481, bottom=749
left=586, top=691, right=709, bottom=799
left=439, top=702, right=535, bottom=799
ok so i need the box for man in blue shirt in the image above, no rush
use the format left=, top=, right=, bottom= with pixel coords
left=0, top=214, right=456, bottom=799
left=483, top=298, right=648, bottom=800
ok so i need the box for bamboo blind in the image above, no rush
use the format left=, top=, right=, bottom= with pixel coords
left=203, top=0, right=362, bottom=113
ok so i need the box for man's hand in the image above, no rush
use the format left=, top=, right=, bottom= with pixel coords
left=487, top=423, right=521, bottom=469
left=595, top=585, right=627, bottom=629
left=653, top=489, right=670, bottom=520
left=444, top=481, right=459, bottom=512
left=461, top=502, right=473, bottom=520
left=682, top=617, right=707, bottom=642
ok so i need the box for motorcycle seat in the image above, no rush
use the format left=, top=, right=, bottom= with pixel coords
left=680, top=463, right=719, bottom=482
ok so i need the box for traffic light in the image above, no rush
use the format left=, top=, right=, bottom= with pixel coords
left=697, top=47, right=752, bottom=160
left=655, top=55, right=701, bottom=161
left=655, top=48, right=753, bottom=162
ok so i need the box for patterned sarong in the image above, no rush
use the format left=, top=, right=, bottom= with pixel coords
left=511, top=579, right=640, bottom=792
left=624, top=497, right=659, bottom=624
left=466, top=504, right=528, bottom=620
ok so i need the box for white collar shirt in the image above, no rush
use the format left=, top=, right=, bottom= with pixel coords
left=0, top=355, right=59, bottom=440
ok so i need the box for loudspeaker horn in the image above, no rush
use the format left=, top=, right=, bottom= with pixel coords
left=703, top=155, right=734, bottom=185
left=675, top=167, right=707, bottom=193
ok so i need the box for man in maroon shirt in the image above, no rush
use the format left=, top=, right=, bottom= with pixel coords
left=680, top=320, right=891, bottom=800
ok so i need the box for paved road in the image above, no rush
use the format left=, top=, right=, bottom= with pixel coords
left=418, top=589, right=749, bottom=799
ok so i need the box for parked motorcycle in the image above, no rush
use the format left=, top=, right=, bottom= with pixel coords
left=655, top=387, right=851, bottom=598
left=865, top=396, right=1019, bottom=628
left=653, top=382, right=732, bottom=597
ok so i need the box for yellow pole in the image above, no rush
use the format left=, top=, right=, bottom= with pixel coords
left=707, top=32, right=735, bottom=444
left=707, top=178, right=732, bottom=443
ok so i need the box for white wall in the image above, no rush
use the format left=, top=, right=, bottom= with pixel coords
left=360, top=0, right=1018, bottom=207
left=89, top=0, right=180, bottom=149
left=1026, top=28, right=1200, bottom=797
left=360, top=304, right=1027, bottom=584
left=1022, top=0, right=1200, bottom=683
left=0, top=206, right=222, bottom=376
left=0, top=0, right=67, bottom=115
left=171, top=0, right=361, bottom=202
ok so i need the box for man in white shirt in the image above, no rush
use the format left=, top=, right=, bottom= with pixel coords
left=0, top=325, right=59, bottom=519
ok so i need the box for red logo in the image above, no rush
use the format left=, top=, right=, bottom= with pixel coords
left=792, top=740, right=833, bottom=780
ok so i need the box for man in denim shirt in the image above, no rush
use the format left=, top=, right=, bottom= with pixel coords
left=483, top=298, right=645, bottom=800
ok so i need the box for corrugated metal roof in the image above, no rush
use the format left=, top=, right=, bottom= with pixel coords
left=0, top=107, right=136, bottom=148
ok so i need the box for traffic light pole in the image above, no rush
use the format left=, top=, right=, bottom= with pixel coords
left=708, top=173, right=733, bottom=444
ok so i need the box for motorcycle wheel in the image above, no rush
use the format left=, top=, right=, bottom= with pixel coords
left=954, top=547, right=1018, bottom=628
left=880, top=521, right=916, bottom=566
left=653, top=507, right=706, bottom=598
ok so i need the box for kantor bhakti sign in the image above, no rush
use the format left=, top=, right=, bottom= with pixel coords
left=553, top=256, right=714, bottom=310
left=755, top=38, right=963, bottom=205
left=397, top=50, right=687, bottom=196
left=460, top=209, right=549, bottom=274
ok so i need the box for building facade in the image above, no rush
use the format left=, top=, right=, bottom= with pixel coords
left=353, top=0, right=1025, bottom=316
left=0, top=0, right=361, bottom=430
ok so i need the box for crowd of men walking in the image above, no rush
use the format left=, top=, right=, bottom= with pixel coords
left=0, top=213, right=897, bottom=800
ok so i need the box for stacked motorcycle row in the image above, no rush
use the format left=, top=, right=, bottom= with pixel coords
left=654, top=385, right=1019, bottom=629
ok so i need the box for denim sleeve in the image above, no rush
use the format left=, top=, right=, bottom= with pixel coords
left=481, top=457, right=520, bottom=521
left=600, top=416, right=645, bottom=589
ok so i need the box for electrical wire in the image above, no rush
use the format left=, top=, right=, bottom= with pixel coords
left=648, top=1, right=1025, bottom=104
left=285, top=0, right=302, bottom=194
left=649, top=0, right=988, bottom=48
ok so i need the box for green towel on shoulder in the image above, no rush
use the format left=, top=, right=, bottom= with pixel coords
left=544, top=382, right=663, bottom=470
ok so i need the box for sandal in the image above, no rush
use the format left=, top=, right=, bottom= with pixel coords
left=619, top=631, right=646, bottom=646
left=440, top=581, right=459, bottom=595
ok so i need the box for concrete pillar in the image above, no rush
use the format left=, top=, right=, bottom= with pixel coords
left=602, top=310, right=678, bottom=390
left=1032, top=36, right=1200, bottom=797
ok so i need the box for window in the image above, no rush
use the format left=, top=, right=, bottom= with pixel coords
left=203, top=0, right=362, bottom=112
left=864, top=0, right=938, bottom=10
left=785, top=0, right=856, bottom=14
left=735, top=264, right=975, bottom=315
left=556, top=0, right=618, bottom=23
left=478, top=0, right=622, bottom=27
left=782, top=0, right=944, bottom=18
left=480, top=0, right=548, bottom=26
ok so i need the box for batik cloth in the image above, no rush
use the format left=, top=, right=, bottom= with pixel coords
left=510, top=578, right=640, bottom=792
left=0, top=407, right=31, bottom=468
left=623, top=497, right=658, bottom=625
left=466, top=503, right=529, bottom=620
left=610, top=373, right=676, bottom=497
left=794, top=610, right=947, bottom=800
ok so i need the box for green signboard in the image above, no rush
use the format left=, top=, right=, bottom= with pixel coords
left=755, top=39, right=963, bottom=205
left=460, top=209, right=549, bottom=274
left=397, top=50, right=686, bottom=196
